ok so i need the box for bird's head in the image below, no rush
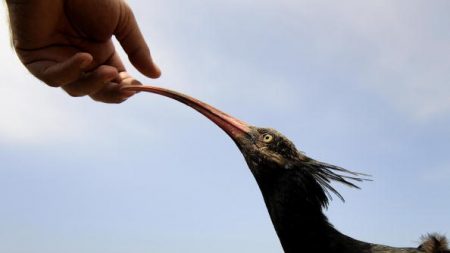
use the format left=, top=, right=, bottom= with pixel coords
left=123, top=85, right=369, bottom=206
left=232, top=127, right=301, bottom=173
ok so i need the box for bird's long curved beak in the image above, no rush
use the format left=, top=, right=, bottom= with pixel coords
left=122, top=85, right=251, bottom=140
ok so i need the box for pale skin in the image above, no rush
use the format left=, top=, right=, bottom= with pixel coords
left=6, top=0, right=160, bottom=103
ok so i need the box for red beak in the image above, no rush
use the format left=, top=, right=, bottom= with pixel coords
left=123, top=85, right=251, bottom=140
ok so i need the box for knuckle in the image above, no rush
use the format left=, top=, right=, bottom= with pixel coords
left=38, top=75, right=63, bottom=88
left=45, top=82, right=62, bottom=88
left=89, top=92, right=106, bottom=102
left=64, top=88, right=86, bottom=98
left=38, top=72, right=73, bottom=88
left=46, top=79, right=67, bottom=88
left=90, top=93, right=124, bottom=104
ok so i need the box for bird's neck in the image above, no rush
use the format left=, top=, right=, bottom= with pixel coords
left=255, top=174, right=367, bottom=253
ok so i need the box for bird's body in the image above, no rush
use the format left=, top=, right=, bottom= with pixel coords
left=236, top=127, right=432, bottom=253
left=124, top=85, right=448, bottom=253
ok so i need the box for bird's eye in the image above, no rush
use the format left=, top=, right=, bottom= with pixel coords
left=262, top=134, right=274, bottom=143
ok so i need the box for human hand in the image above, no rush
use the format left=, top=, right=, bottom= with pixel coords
left=6, top=0, right=160, bottom=103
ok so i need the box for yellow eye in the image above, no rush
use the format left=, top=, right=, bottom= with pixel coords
left=262, top=134, right=274, bottom=143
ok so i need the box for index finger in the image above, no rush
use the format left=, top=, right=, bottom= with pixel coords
left=114, top=2, right=161, bottom=79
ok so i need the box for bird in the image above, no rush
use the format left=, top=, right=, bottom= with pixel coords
left=123, top=85, right=449, bottom=253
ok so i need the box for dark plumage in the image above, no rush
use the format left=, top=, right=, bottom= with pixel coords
left=419, top=234, right=450, bottom=253
left=124, top=85, right=448, bottom=253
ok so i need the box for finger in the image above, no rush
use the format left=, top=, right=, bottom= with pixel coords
left=105, top=50, right=126, bottom=73
left=62, top=65, right=119, bottom=97
left=118, top=71, right=142, bottom=97
left=89, top=72, right=142, bottom=103
left=89, top=83, right=128, bottom=104
left=115, top=2, right=161, bottom=78
left=27, top=52, right=93, bottom=87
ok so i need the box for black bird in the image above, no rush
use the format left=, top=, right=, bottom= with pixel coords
left=124, top=85, right=448, bottom=253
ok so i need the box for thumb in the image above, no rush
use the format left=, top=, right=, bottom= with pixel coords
left=115, top=2, right=161, bottom=78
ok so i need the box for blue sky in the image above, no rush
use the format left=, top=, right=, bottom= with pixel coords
left=1, top=1, right=449, bottom=252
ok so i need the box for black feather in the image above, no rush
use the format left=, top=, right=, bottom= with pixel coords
left=303, top=157, right=371, bottom=204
